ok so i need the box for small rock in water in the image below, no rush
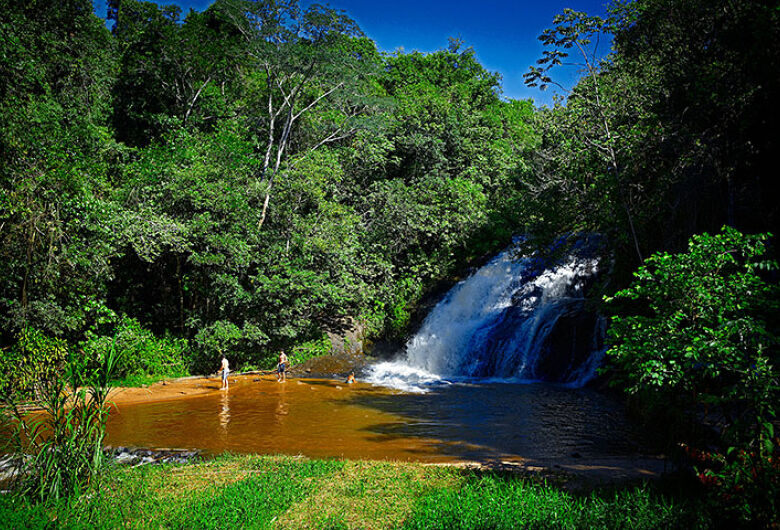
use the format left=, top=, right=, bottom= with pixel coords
left=571, top=452, right=582, bottom=458
left=115, top=453, right=135, bottom=465
left=107, top=446, right=200, bottom=467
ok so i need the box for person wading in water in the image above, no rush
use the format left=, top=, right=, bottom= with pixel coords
left=276, top=351, right=288, bottom=383
left=219, top=355, right=230, bottom=390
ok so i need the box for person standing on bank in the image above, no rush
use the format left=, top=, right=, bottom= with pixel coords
left=277, top=351, right=288, bottom=383
left=220, top=355, right=230, bottom=390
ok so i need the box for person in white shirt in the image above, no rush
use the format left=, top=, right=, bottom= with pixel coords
left=220, top=355, right=230, bottom=390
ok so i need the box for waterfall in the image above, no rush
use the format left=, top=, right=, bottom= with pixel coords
left=367, top=239, right=606, bottom=392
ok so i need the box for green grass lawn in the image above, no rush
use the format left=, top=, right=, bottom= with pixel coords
left=0, top=454, right=711, bottom=529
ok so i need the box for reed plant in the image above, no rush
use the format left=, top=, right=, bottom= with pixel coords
left=1, top=338, right=120, bottom=502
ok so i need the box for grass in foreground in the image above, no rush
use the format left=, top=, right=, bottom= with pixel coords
left=0, top=454, right=712, bottom=529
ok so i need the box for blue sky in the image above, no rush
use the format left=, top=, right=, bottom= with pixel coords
left=94, top=0, right=612, bottom=106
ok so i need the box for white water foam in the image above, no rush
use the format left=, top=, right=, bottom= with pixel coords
left=366, top=361, right=447, bottom=393
left=366, top=241, right=603, bottom=393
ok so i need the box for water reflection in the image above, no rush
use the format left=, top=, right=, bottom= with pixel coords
left=274, top=384, right=289, bottom=424
left=219, top=390, right=230, bottom=434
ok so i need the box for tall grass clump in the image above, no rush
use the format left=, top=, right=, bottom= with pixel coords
left=0, top=329, right=120, bottom=502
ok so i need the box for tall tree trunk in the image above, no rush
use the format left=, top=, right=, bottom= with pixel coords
left=258, top=192, right=272, bottom=230
left=257, top=108, right=294, bottom=229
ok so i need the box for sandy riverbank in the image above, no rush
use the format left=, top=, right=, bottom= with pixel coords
left=106, top=373, right=274, bottom=406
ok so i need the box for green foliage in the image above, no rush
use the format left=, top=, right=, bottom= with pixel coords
left=524, top=9, right=606, bottom=92
left=0, top=328, right=68, bottom=399
left=605, top=227, right=779, bottom=451
left=192, top=319, right=269, bottom=372
left=82, top=316, right=188, bottom=382
left=0, top=0, right=121, bottom=337
left=291, top=336, right=334, bottom=367
left=1, top=341, right=121, bottom=502
left=0, top=497, right=50, bottom=530
left=8, top=0, right=776, bottom=397
left=525, top=0, right=780, bottom=276
left=0, top=0, right=539, bottom=370
left=386, top=277, right=423, bottom=338
left=610, top=0, right=780, bottom=243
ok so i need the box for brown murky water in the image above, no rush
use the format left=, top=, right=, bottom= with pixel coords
left=105, top=375, right=650, bottom=468
left=107, top=377, right=458, bottom=462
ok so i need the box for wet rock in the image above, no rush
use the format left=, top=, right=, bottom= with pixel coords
left=105, top=446, right=200, bottom=467
left=0, top=455, right=21, bottom=483
left=534, top=303, right=603, bottom=382
left=326, top=318, right=367, bottom=356
left=293, top=350, right=367, bottom=379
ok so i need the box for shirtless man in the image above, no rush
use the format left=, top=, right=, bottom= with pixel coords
left=219, top=355, right=230, bottom=389
left=276, top=351, right=288, bottom=383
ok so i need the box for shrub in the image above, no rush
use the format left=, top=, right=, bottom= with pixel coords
left=387, top=277, right=423, bottom=337
left=81, top=316, right=188, bottom=382
left=682, top=444, right=780, bottom=528
left=291, top=335, right=333, bottom=366
left=605, top=226, right=779, bottom=452
left=0, top=328, right=68, bottom=400
left=606, top=227, right=779, bottom=528
left=191, top=319, right=269, bottom=372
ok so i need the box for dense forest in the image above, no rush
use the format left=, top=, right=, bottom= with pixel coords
left=1, top=0, right=542, bottom=378
left=1, top=0, right=779, bottom=521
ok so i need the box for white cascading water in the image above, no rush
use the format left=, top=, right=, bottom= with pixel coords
left=367, top=241, right=605, bottom=392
